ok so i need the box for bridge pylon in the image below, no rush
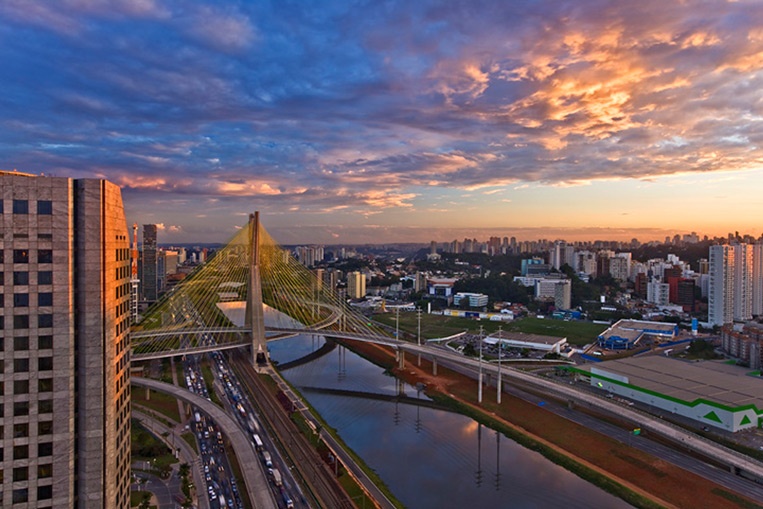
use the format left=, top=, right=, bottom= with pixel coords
left=246, top=211, right=267, bottom=368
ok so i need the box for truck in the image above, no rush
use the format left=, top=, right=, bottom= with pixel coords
left=262, top=450, right=273, bottom=468
left=271, top=468, right=282, bottom=487
left=252, top=434, right=263, bottom=451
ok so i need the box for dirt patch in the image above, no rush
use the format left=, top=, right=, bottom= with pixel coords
left=343, top=340, right=762, bottom=509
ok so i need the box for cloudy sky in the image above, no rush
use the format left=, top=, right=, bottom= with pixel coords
left=2, top=0, right=762, bottom=244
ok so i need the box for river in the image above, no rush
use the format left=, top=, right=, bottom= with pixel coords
left=268, top=335, right=632, bottom=509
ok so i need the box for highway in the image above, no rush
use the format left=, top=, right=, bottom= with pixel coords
left=399, top=342, right=763, bottom=501
left=231, top=356, right=359, bottom=508
left=131, top=376, right=278, bottom=509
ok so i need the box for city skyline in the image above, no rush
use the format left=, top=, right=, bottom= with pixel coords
left=2, top=1, right=763, bottom=243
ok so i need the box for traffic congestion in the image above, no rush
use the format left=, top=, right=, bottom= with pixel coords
left=183, top=347, right=303, bottom=509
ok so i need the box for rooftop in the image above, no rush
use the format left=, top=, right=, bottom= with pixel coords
left=584, top=356, right=763, bottom=410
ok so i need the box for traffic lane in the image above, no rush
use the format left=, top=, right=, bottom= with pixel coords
left=133, top=410, right=210, bottom=509
left=133, top=472, right=173, bottom=509
left=132, top=377, right=278, bottom=509
left=428, top=351, right=763, bottom=501
left=534, top=389, right=763, bottom=500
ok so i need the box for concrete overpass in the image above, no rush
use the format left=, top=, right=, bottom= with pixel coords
left=131, top=377, right=277, bottom=509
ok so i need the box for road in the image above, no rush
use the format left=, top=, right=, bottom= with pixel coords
left=400, top=342, right=763, bottom=501
left=131, top=376, right=278, bottom=509
left=134, top=409, right=210, bottom=509
left=231, top=356, right=361, bottom=509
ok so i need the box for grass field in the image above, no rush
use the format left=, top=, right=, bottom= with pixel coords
left=374, top=312, right=606, bottom=346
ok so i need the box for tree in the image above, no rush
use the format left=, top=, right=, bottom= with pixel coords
left=139, top=492, right=151, bottom=509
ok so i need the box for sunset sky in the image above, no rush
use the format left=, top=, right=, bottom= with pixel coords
left=1, top=1, right=762, bottom=244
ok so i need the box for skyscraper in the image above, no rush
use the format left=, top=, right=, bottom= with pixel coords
left=733, top=243, right=753, bottom=322
left=709, top=245, right=735, bottom=327
left=142, top=224, right=158, bottom=302
left=753, top=243, right=763, bottom=317
left=0, top=172, right=131, bottom=508
left=347, top=271, right=366, bottom=299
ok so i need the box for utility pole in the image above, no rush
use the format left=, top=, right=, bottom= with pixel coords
left=478, top=325, right=484, bottom=404
left=395, top=306, right=400, bottom=341
left=416, top=306, right=422, bottom=366
left=497, top=325, right=503, bottom=404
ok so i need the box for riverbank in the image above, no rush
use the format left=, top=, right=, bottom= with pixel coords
left=342, top=340, right=763, bottom=509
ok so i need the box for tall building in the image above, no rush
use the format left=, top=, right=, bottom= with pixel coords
left=733, top=244, right=754, bottom=322
left=1, top=173, right=131, bottom=508
left=709, top=245, right=736, bottom=327
left=142, top=224, right=158, bottom=302
left=347, top=271, right=366, bottom=299
left=752, top=243, right=763, bottom=317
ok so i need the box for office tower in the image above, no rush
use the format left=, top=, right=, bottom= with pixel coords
left=753, top=243, right=763, bottom=317
left=554, top=280, right=572, bottom=310
left=733, top=244, right=754, bottom=322
left=347, top=271, right=366, bottom=299
left=0, top=173, right=131, bottom=508
left=709, top=245, right=736, bottom=327
left=142, top=224, right=158, bottom=302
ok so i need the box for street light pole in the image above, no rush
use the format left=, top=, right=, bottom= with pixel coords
left=416, top=306, right=422, bottom=366
left=478, top=325, right=484, bottom=404
left=395, top=306, right=400, bottom=340
left=497, top=325, right=502, bottom=404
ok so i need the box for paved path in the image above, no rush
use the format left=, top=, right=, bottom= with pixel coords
left=133, top=409, right=210, bottom=509
left=132, top=376, right=278, bottom=509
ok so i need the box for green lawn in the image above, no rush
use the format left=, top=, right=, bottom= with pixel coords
left=132, top=389, right=181, bottom=423
left=374, top=313, right=606, bottom=346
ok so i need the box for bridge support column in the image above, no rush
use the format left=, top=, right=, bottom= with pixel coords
left=246, top=212, right=267, bottom=369
left=432, top=357, right=437, bottom=376
left=397, top=349, right=405, bottom=370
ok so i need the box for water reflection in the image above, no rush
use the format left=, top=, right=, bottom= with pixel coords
left=269, top=335, right=632, bottom=509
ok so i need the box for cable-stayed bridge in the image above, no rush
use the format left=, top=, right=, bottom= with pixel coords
left=130, top=212, right=400, bottom=362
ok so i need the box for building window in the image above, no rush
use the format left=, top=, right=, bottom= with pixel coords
left=13, top=249, right=29, bottom=263
left=0, top=272, right=4, bottom=285
left=13, top=293, right=29, bottom=307
left=39, top=400, right=53, bottom=413
left=13, top=423, right=29, bottom=438
left=13, top=315, right=29, bottom=329
left=13, top=380, right=29, bottom=394
left=13, top=467, right=28, bottom=482
left=38, top=421, right=53, bottom=436
left=38, top=442, right=53, bottom=457
left=12, top=199, right=28, bottom=214
left=38, top=357, right=53, bottom=371
left=13, top=401, right=29, bottom=416
left=13, top=336, right=29, bottom=350
left=38, top=250, right=53, bottom=263
left=37, top=464, right=53, bottom=478
left=38, top=378, right=53, bottom=392
left=38, top=335, right=53, bottom=349
left=37, top=485, right=53, bottom=501
left=13, top=358, right=29, bottom=372
left=38, top=314, right=53, bottom=328
left=13, top=445, right=28, bottom=460
left=13, top=271, right=29, bottom=285
left=37, top=200, right=53, bottom=215
left=38, top=293, right=53, bottom=306
left=12, top=488, right=28, bottom=504
left=38, top=271, right=52, bottom=285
